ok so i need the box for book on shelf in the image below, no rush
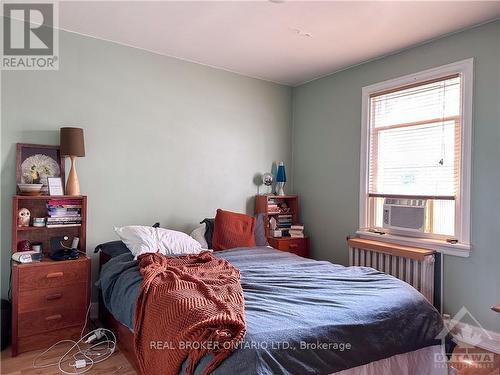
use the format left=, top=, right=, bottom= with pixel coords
left=47, top=199, right=82, bottom=222
left=289, top=223, right=305, bottom=238
left=46, top=215, right=82, bottom=221
left=47, top=208, right=81, bottom=216
left=46, top=223, right=82, bottom=228
left=47, top=222, right=82, bottom=226
left=47, top=204, right=82, bottom=209
left=46, top=220, right=82, bottom=225
left=277, top=224, right=292, bottom=228
left=47, top=199, right=82, bottom=205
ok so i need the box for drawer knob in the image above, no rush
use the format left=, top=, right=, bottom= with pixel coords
left=46, top=272, right=64, bottom=279
left=46, top=293, right=63, bottom=301
left=45, top=314, right=62, bottom=321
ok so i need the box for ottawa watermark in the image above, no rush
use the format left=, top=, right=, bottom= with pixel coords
left=434, top=307, right=496, bottom=371
left=1, top=1, right=59, bottom=70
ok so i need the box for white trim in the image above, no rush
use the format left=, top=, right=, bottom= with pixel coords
left=444, top=318, right=500, bottom=355
left=359, top=59, right=473, bottom=254
left=356, top=230, right=470, bottom=257
left=359, top=84, right=371, bottom=230
left=458, top=60, right=474, bottom=246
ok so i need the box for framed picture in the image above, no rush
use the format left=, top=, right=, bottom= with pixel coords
left=16, top=143, right=65, bottom=194
left=47, top=177, right=64, bottom=196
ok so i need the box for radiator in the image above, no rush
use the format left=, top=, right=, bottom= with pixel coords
left=348, top=238, right=436, bottom=304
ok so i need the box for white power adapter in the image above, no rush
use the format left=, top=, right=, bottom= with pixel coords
left=33, top=320, right=117, bottom=375
left=84, top=328, right=106, bottom=344
left=74, top=360, right=87, bottom=369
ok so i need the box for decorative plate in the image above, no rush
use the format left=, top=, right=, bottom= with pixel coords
left=21, top=154, right=61, bottom=188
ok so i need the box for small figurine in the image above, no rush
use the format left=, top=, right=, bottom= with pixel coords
left=30, top=165, right=40, bottom=183
left=17, top=208, right=31, bottom=227
left=269, top=217, right=277, bottom=231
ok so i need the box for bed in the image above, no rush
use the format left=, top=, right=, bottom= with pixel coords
left=97, top=246, right=447, bottom=375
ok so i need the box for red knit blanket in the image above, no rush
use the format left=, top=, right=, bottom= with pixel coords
left=134, top=251, right=246, bottom=375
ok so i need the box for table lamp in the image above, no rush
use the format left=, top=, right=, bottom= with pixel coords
left=60, top=127, right=85, bottom=196
left=276, top=161, right=286, bottom=196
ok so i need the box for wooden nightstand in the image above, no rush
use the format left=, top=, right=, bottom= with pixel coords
left=267, top=237, right=309, bottom=258
left=255, top=195, right=310, bottom=258
left=10, top=195, right=90, bottom=356
left=11, top=256, right=91, bottom=356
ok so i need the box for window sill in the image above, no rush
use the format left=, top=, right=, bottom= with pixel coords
left=356, top=230, right=470, bottom=257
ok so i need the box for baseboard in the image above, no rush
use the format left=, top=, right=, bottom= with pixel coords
left=445, top=318, right=500, bottom=354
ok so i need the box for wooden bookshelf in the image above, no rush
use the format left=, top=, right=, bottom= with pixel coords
left=12, top=195, right=87, bottom=255
left=11, top=195, right=90, bottom=356
left=255, top=195, right=299, bottom=235
left=255, top=195, right=309, bottom=257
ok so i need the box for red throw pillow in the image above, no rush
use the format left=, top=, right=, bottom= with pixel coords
left=212, top=209, right=256, bottom=251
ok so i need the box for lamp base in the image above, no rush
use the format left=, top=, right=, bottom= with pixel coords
left=65, top=156, right=81, bottom=196
left=276, top=182, right=285, bottom=196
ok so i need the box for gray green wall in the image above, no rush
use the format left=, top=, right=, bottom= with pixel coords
left=1, top=19, right=498, bottom=333
left=1, top=30, right=292, bottom=299
left=292, top=20, right=500, bottom=332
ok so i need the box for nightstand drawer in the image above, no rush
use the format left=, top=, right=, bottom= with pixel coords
left=268, top=237, right=309, bottom=257
left=18, top=261, right=88, bottom=291
left=18, top=305, right=87, bottom=337
left=18, top=283, right=88, bottom=313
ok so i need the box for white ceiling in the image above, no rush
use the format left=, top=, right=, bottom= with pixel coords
left=59, top=1, right=500, bottom=86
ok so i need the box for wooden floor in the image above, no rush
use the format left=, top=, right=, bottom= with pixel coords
left=1, top=345, right=498, bottom=374
left=1, top=345, right=136, bottom=375
left=449, top=347, right=500, bottom=375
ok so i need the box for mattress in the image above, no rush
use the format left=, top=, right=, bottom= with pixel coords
left=97, top=246, right=444, bottom=374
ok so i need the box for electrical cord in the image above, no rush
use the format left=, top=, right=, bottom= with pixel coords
left=33, top=304, right=117, bottom=374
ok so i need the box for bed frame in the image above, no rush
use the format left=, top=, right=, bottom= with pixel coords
left=98, top=252, right=141, bottom=372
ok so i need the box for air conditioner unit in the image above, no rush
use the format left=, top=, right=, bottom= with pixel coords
left=383, top=198, right=426, bottom=233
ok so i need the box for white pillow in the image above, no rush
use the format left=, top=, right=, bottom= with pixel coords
left=190, top=224, right=209, bottom=249
left=114, top=225, right=202, bottom=258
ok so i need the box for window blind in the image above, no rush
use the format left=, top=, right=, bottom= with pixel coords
left=368, top=74, right=461, bottom=199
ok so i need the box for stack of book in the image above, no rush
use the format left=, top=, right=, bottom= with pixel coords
left=276, top=214, right=292, bottom=236
left=46, top=199, right=82, bottom=228
left=289, top=225, right=305, bottom=238
left=267, top=199, right=280, bottom=214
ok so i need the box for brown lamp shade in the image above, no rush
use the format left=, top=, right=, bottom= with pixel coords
left=60, top=127, right=85, bottom=157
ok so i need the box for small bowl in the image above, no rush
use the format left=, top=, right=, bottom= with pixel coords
left=17, top=184, right=43, bottom=193
left=33, top=217, right=46, bottom=227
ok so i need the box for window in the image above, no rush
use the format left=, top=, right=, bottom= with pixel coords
left=359, top=60, right=473, bottom=255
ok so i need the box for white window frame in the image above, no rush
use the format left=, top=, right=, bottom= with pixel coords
left=358, top=59, right=473, bottom=257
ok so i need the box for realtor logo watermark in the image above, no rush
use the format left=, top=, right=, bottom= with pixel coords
left=434, top=307, right=496, bottom=371
left=1, top=1, right=59, bottom=69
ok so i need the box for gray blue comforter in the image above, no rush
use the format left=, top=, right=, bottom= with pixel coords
left=97, top=247, right=443, bottom=374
